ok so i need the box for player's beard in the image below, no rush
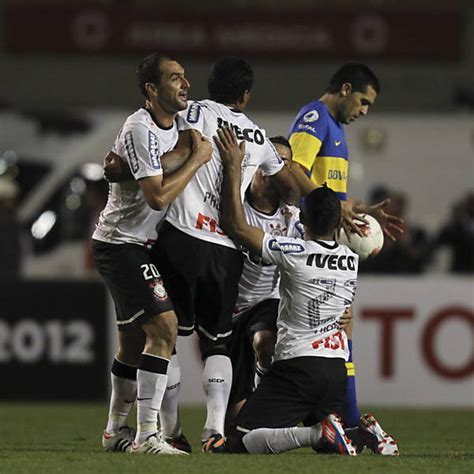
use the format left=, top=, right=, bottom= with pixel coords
left=159, top=91, right=187, bottom=115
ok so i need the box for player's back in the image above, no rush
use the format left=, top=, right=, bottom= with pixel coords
left=262, top=234, right=358, bottom=362
left=93, top=108, right=177, bottom=247
left=165, top=100, right=283, bottom=249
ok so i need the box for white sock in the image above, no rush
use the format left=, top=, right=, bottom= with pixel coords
left=253, top=361, right=270, bottom=390
left=242, top=425, right=322, bottom=454
left=159, top=354, right=182, bottom=438
left=202, top=355, right=232, bottom=440
left=135, top=354, right=169, bottom=445
left=105, top=373, right=137, bottom=434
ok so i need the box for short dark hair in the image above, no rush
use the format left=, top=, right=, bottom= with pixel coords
left=137, top=53, right=178, bottom=98
left=326, top=63, right=380, bottom=95
left=208, top=57, right=253, bottom=104
left=269, top=136, right=291, bottom=149
left=303, top=185, right=341, bottom=236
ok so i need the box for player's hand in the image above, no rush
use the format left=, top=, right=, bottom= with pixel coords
left=355, top=199, right=405, bottom=241
left=338, top=306, right=353, bottom=330
left=340, top=199, right=369, bottom=240
left=190, top=130, right=212, bottom=165
left=103, top=151, right=132, bottom=182
left=214, top=127, right=246, bottom=168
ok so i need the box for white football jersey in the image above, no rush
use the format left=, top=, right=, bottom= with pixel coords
left=262, top=234, right=359, bottom=361
left=165, top=100, right=284, bottom=249
left=93, top=108, right=177, bottom=247
left=235, top=202, right=303, bottom=313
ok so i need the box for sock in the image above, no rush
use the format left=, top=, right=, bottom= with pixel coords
left=202, top=354, right=232, bottom=440
left=105, top=358, right=137, bottom=434
left=135, top=353, right=169, bottom=445
left=159, top=353, right=182, bottom=438
left=242, top=425, right=322, bottom=454
left=253, top=361, right=269, bottom=390
left=343, top=339, right=361, bottom=428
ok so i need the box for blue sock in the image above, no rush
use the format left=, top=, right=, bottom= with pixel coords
left=343, top=339, right=361, bottom=428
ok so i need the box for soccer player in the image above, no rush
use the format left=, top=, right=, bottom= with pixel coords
left=215, top=126, right=357, bottom=455
left=153, top=57, right=300, bottom=450
left=288, top=63, right=400, bottom=454
left=227, top=136, right=303, bottom=423
left=92, top=53, right=212, bottom=455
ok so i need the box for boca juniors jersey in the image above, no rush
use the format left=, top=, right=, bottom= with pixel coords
left=93, top=108, right=176, bottom=247
left=261, top=234, right=359, bottom=361
left=165, top=100, right=284, bottom=249
left=288, top=100, right=349, bottom=200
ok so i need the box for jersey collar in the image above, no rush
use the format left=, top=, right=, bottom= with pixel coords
left=313, top=239, right=339, bottom=249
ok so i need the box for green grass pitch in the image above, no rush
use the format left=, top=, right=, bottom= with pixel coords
left=0, top=404, right=472, bottom=473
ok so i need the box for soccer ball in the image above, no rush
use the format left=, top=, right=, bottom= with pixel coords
left=338, top=214, right=384, bottom=261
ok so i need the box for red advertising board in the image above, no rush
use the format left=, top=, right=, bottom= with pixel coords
left=4, top=6, right=463, bottom=59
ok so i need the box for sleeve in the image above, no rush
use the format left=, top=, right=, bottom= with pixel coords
left=292, top=221, right=305, bottom=239
left=176, top=101, right=205, bottom=134
left=288, top=107, right=328, bottom=171
left=120, top=123, right=163, bottom=180
left=259, top=139, right=284, bottom=176
left=262, top=233, right=305, bottom=269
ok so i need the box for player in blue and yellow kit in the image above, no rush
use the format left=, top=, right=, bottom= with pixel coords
left=289, top=64, right=401, bottom=455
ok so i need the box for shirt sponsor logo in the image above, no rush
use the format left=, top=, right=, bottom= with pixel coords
left=303, top=110, right=319, bottom=123
left=148, top=131, right=161, bottom=170
left=124, top=130, right=139, bottom=173
left=328, top=169, right=347, bottom=180
left=217, top=117, right=265, bottom=145
left=268, top=238, right=304, bottom=253
left=298, top=123, right=317, bottom=134
left=335, top=140, right=342, bottom=146
left=306, top=253, right=356, bottom=271
left=187, top=102, right=201, bottom=124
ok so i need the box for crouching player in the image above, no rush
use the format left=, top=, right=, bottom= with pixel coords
left=216, top=127, right=358, bottom=455
left=226, top=136, right=303, bottom=423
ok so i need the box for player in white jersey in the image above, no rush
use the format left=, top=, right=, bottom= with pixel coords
left=227, top=137, right=303, bottom=422
left=153, top=57, right=300, bottom=450
left=215, top=126, right=358, bottom=455
left=92, top=53, right=211, bottom=455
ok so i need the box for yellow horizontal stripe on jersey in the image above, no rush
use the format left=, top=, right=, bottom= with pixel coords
left=347, top=369, right=356, bottom=376
left=289, top=132, right=323, bottom=172
left=345, top=362, right=355, bottom=369
left=311, top=156, right=349, bottom=194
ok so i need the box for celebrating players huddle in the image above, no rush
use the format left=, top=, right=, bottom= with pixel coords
left=93, top=53, right=402, bottom=456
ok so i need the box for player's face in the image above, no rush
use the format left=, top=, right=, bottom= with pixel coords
left=339, top=85, right=377, bottom=125
left=255, top=143, right=292, bottom=193
left=156, top=60, right=190, bottom=113
left=274, top=143, right=293, bottom=171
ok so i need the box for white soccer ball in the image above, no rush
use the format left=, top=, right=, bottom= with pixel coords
left=338, top=214, right=384, bottom=261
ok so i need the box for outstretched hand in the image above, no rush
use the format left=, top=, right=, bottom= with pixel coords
left=355, top=198, right=405, bottom=241
left=214, top=127, right=246, bottom=167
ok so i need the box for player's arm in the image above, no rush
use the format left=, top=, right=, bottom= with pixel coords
left=103, top=130, right=194, bottom=182
left=215, top=127, right=264, bottom=256
left=291, top=162, right=316, bottom=197
left=139, top=130, right=211, bottom=210
left=289, top=129, right=323, bottom=197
